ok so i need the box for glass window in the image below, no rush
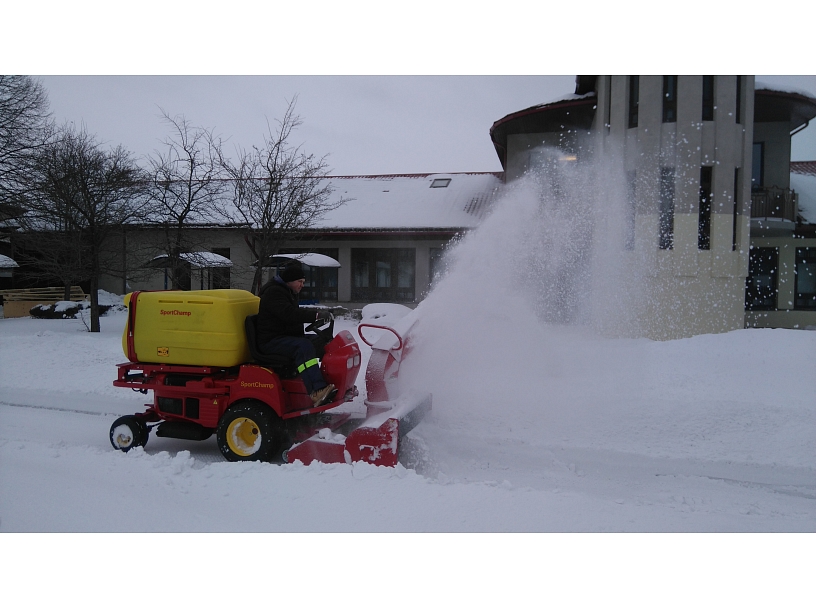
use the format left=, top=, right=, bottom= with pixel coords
left=376, top=260, right=391, bottom=287
left=429, top=247, right=445, bottom=287
left=396, top=249, right=415, bottom=300
left=353, top=261, right=369, bottom=288
left=736, top=76, right=743, bottom=124
left=397, top=262, right=412, bottom=288
left=628, top=76, right=639, bottom=129
left=752, top=143, right=764, bottom=190
left=702, top=76, right=715, bottom=121
left=625, top=170, right=636, bottom=250
left=795, top=248, right=816, bottom=310
left=352, top=248, right=416, bottom=302
left=699, top=166, right=713, bottom=250
left=430, top=179, right=451, bottom=188
left=745, top=247, right=778, bottom=310
left=659, top=167, right=675, bottom=250
left=663, top=76, right=677, bottom=123
left=732, top=169, right=741, bottom=251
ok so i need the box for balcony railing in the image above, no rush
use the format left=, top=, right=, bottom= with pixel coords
left=751, top=187, right=798, bottom=222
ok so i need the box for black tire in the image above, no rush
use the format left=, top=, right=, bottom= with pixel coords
left=110, top=416, right=148, bottom=452
left=216, top=400, right=283, bottom=462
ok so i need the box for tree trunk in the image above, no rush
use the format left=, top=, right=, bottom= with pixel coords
left=121, top=227, right=128, bottom=294
left=251, top=265, right=263, bottom=295
left=89, top=272, right=100, bottom=332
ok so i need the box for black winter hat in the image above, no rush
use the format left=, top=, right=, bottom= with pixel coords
left=280, top=260, right=306, bottom=282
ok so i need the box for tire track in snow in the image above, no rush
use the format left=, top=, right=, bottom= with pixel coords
left=0, top=400, right=117, bottom=417
left=0, top=400, right=227, bottom=464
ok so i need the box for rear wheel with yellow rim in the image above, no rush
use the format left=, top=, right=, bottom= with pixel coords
left=216, top=400, right=283, bottom=462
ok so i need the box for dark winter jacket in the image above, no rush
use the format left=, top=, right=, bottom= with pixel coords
left=256, top=276, right=318, bottom=346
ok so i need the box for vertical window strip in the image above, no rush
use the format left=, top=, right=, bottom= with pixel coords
left=662, top=76, right=677, bottom=123
left=736, top=76, right=743, bottom=124
left=732, top=168, right=740, bottom=251
left=659, top=167, right=675, bottom=250
left=702, top=76, right=715, bottom=121
left=605, top=75, right=612, bottom=130
left=626, top=170, right=636, bottom=250
left=628, top=76, right=639, bottom=129
left=698, top=166, right=713, bottom=250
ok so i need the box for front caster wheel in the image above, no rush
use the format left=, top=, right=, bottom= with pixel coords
left=110, top=416, right=149, bottom=452
left=216, top=400, right=282, bottom=462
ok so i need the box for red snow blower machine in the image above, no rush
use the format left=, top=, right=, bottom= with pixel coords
left=109, top=288, right=430, bottom=467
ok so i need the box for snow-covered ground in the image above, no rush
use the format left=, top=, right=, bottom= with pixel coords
left=4, top=308, right=812, bottom=534
left=1, top=307, right=814, bottom=604
left=3, top=165, right=814, bottom=603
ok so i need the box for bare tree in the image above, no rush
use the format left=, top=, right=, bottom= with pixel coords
left=218, top=98, right=348, bottom=293
left=19, top=123, right=148, bottom=331
left=14, top=195, right=89, bottom=300
left=145, top=111, right=226, bottom=289
left=0, top=75, right=52, bottom=216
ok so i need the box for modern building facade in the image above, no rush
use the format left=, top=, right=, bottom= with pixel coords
left=490, top=76, right=816, bottom=338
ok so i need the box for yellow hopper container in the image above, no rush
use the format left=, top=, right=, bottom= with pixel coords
left=123, top=289, right=260, bottom=367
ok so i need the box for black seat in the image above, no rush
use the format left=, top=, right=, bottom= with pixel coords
left=244, top=315, right=297, bottom=378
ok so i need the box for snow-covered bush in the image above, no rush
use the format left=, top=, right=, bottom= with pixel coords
left=29, top=291, right=126, bottom=319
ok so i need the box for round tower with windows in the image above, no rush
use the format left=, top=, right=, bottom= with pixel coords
left=491, top=75, right=757, bottom=339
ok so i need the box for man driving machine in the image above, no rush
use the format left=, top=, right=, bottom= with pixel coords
left=256, top=260, right=335, bottom=407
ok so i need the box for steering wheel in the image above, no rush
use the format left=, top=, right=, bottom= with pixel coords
left=305, top=312, right=334, bottom=342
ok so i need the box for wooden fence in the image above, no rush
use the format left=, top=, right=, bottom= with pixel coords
left=0, top=286, right=88, bottom=318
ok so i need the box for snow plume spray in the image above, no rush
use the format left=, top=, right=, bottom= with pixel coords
left=397, top=147, right=650, bottom=428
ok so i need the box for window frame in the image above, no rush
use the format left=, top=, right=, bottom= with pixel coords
left=351, top=248, right=416, bottom=302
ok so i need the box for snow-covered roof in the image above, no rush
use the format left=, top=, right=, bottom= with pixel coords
left=755, top=81, right=816, bottom=100
left=148, top=252, right=233, bottom=268
left=258, top=252, right=341, bottom=268
left=0, top=254, right=19, bottom=269
left=526, top=91, right=597, bottom=109
left=315, top=173, right=504, bottom=231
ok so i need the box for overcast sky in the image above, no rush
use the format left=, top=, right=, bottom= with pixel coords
left=35, top=75, right=816, bottom=177
left=36, top=75, right=576, bottom=175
